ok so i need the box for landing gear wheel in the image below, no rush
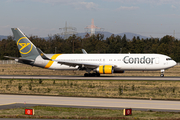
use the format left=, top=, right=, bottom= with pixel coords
left=84, top=73, right=100, bottom=77
left=160, top=69, right=165, bottom=77
left=92, top=73, right=96, bottom=76
left=84, top=73, right=88, bottom=77
left=160, top=74, right=164, bottom=77
left=96, top=73, right=100, bottom=77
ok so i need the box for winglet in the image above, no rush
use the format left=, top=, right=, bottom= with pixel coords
left=82, top=49, right=88, bottom=54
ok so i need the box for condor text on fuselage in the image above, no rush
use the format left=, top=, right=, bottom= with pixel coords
left=124, top=56, right=155, bottom=64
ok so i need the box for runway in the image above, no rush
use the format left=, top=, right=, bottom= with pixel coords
left=0, top=75, right=179, bottom=80
left=1, top=94, right=180, bottom=112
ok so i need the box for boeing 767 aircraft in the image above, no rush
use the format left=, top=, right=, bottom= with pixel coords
left=5, top=28, right=177, bottom=77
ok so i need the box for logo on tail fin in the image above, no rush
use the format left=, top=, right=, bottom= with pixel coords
left=17, top=37, right=33, bottom=54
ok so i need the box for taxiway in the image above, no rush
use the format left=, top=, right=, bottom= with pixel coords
left=1, top=94, right=180, bottom=112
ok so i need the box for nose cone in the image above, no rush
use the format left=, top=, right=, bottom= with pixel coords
left=172, top=60, right=177, bottom=66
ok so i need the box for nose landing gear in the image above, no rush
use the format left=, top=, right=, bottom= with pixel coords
left=160, top=69, right=164, bottom=77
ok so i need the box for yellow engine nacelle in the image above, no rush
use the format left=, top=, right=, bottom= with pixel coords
left=96, top=65, right=114, bottom=74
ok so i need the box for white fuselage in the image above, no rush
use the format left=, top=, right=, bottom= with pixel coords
left=34, top=53, right=177, bottom=71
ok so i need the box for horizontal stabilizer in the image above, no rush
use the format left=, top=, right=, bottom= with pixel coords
left=4, top=56, right=34, bottom=62
left=4, top=56, right=34, bottom=65
left=4, top=56, right=19, bottom=60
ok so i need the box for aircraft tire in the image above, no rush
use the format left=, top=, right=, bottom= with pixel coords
left=96, top=73, right=100, bottom=77
left=84, top=73, right=88, bottom=77
left=160, top=74, right=164, bottom=77
left=84, top=73, right=101, bottom=77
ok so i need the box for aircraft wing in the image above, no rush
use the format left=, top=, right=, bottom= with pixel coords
left=54, top=60, right=103, bottom=69
left=54, top=59, right=116, bottom=69
left=36, top=48, right=115, bottom=69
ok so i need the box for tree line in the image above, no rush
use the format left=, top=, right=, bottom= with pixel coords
left=0, top=33, right=180, bottom=62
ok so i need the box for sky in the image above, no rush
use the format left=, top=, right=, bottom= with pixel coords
left=0, top=0, right=180, bottom=38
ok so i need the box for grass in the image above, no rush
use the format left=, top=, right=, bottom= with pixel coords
left=0, top=64, right=179, bottom=119
left=1, top=79, right=180, bottom=100
left=0, top=64, right=179, bottom=76
left=0, top=106, right=180, bottom=120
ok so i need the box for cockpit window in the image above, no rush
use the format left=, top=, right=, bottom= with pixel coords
left=166, top=58, right=172, bottom=61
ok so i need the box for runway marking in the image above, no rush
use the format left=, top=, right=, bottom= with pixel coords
left=0, top=102, right=16, bottom=106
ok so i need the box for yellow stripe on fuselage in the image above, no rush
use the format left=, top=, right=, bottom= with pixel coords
left=44, top=54, right=61, bottom=69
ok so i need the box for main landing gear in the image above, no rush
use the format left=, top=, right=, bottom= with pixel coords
left=160, top=69, right=164, bottom=77
left=84, top=73, right=100, bottom=77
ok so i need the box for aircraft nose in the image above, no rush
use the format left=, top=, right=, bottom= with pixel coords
left=172, top=60, right=177, bottom=66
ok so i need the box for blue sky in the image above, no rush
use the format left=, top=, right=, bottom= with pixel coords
left=0, top=0, right=180, bottom=38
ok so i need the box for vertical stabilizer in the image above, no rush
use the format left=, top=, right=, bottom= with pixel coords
left=11, top=28, right=39, bottom=60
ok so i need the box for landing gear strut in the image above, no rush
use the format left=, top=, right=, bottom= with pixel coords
left=160, top=69, right=164, bottom=77
left=84, top=73, right=100, bottom=77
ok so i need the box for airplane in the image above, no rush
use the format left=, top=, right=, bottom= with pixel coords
left=5, top=28, right=177, bottom=77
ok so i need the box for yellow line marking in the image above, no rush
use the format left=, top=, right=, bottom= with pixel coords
left=44, top=54, right=61, bottom=68
left=0, top=102, right=16, bottom=106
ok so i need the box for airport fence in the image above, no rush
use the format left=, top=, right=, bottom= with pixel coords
left=0, top=60, right=179, bottom=65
